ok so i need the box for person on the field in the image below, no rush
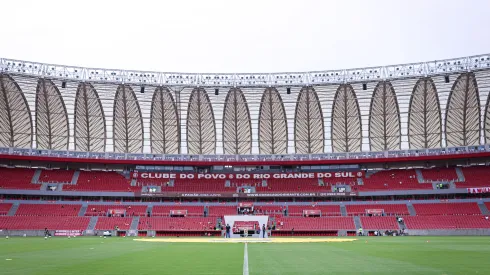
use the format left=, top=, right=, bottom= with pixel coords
left=225, top=224, right=231, bottom=238
left=262, top=224, right=266, bottom=238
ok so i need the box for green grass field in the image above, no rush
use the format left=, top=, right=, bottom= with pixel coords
left=1, top=236, right=490, bottom=275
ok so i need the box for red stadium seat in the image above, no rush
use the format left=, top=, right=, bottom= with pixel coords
left=0, top=216, right=90, bottom=230
left=152, top=205, right=204, bottom=217
left=360, top=169, right=432, bottom=191
left=274, top=217, right=355, bottom=231
left=15, top=204, right=81, bottom=216
left=64, top=171, right=138, bottom=192
left=0, top=168, right=39, bottom=190
left=346, top=204, right=409, bottom=216
left=95, top=217, right=132, bottom=230
left=404, top=216, right=490, bottom=229
left=38, top=170, right=74, bottom=183
left=0, top=203, right=12, bottom=216
left=360, top=216, right=399, bottom=230
left=139, top=217, right=216, bottom=231
left=420, top=168, right=458, bottom=182
left=456, top=166, right=490, bottom=188
left=288, top=205, right=341, bottom=216
left=412, top=203, right=481, bottom=216
left=207, top=206, right=237, bottom=217
left=85, top=205, right=147, bottom=217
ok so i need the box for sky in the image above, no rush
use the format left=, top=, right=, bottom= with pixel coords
left=1, top=0, right=489, bottom=74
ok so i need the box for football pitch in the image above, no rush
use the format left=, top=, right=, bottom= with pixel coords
left=1, top=236, right=490, bottom=275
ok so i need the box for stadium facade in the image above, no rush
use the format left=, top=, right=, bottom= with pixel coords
left=2, top=55, right=490, bottom=238
left=0, top=54, right=489, bottom=156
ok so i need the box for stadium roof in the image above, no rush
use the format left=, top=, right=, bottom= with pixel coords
left=0, top=54, right=489, bottom=154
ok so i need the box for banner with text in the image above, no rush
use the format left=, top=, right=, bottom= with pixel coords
left=135, top=192, right=358, bottom=198
left=132, top=171, right=364, bottom=180
left=467, top=187, right=490, bottom=194
left=55, top=230, right=83, bottom=236
left=303, top=210, right=321, bottom=216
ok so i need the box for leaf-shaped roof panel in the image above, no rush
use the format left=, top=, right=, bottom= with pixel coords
left=258, top=88, right=288, bottom=154
left=74, top=82, right=106, bottom=152
left=223, top=88, right=252, bottom=155
left=113, top=85, right=144, bottom=153
left=331, top=84, right=362, bottom=152
left=408, top=77, right=442, bottom=149
left=186, top=88, right=216, bottom=154
left=369, top=81, right=401, bottom=151
left=35, top=78, right=69, bottom=150
left=484, top=90, right=490, bottom=144
left=0, top=74, right=33, bottom=148
left=445, top=72, right=481, bottom=147
left=294, top=87, right=324, bottom=154
left=150, top=87, right=180, bottom=154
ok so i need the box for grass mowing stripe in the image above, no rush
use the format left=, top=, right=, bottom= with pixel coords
left=2, top=236, right=490, bottom=274
left=247, top=237, right=490, bottom=275
left=1, top=238, right=244, bottom=275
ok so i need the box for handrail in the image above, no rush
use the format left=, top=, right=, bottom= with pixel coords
left=1, top=54, right=489, bottom=87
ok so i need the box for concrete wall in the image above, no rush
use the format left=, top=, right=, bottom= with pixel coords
left=407, top=229, right=490, bottom=236
left=0, top=230, right=45, bottom=237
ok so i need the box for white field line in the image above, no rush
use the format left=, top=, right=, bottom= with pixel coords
left=243, top=242, right=249, bottom=275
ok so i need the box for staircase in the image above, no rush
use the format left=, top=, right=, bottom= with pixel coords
left=39, top=183, right=48, bottom=191
left=448, top=181, right=456, bottom=189
left=262, top=180, right=267, bottom=187
left=40, top=183, right=63, bottom=191
left=340, top=205, right=348, bottom=216
left=87, top=216, right=98, bottom=231
left=455, top=167, right=465, bottom=182
left=130, top=178, right=137, bottom=187
left=432, top=181, right=455, bottom=190
left=70, top=171, right=80, bottom=185
left=78, top=204, right=88, bottom=216
left=31, top=169, right=42, bottom=184
left=332, top=185, right=351, bottom=192
left=415, top=169, right=425, bottom=183
left=353, top=216, right=362, bottom=231
left=268, top=217, right=276, bottom=233
left=397, top=217, right=407, bottom=231
left=318, top=178, right=324, bottom=186
left=477, top=201, right=489, bottom=215
left=130, top=216, right=140, bottom=230
left=142, top=186, right=161, bottom=192
left=406, top=203, right=417, bottom=216
left=119, top=171, right=130, bottom=179
left=357, top=178, right=364, bottom=186
left=364, top=170, right=378, bottom=179
left=7, top=202, right=19, bottom=216
left=146, top=205, right=153, bottom=217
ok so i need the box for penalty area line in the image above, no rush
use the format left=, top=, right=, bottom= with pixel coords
left=243, top=242, right=249, bottom=275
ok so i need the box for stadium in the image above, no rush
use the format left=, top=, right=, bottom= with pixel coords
left=1, top=53, right=490, bottom=274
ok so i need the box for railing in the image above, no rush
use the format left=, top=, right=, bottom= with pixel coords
left=1, top=54, right=489, bottom=87
left=1, top=145, right=488, bottom=162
